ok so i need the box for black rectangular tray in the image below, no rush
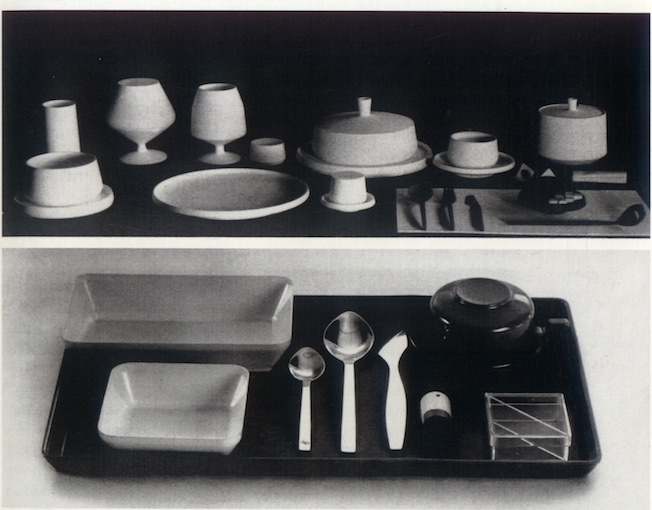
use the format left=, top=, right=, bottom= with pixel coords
left=42, top=296, right=600, bottom=477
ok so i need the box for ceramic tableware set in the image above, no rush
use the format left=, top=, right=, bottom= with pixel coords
left=17, top=79, right=300, bottom=220
left=17, top=77, right=616, bottom=224
left=16, top=100, right=115, bottom=219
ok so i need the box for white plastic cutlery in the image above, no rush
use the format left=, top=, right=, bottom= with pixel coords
left=378, top=331, right=409, bottom=450
left=323, top=311, right=375, bottom=453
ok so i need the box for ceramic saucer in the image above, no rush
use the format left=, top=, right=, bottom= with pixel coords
left=433, top=152, right=515, bottom=178
left=15, top=185, right=114, bottom=219
left=321, top=192, right=376, bottom=212
left=297, top=142, right=432, bottom=178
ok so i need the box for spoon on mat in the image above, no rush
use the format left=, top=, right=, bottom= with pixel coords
left=289, top=347, right=326, bottom=451
left=407, top=184, right=433, bottom=230
left=504, top=203, right=647, bottom=227
left=323, top=311, right=375, bottom=453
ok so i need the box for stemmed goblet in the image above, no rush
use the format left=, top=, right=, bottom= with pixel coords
left=106, top=78, right=176, bottom=165
left=191, top=83, right=246, bottom=165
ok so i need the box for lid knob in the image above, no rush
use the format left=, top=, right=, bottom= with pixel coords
left=453, top=278, right=513, bottom=309
left=567, top=97, right=578, bottom=111
left=357, top=97, right=372, bottom=117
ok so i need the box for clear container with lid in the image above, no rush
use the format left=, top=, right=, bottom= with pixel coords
left=486, top=393, right=572, bottom=461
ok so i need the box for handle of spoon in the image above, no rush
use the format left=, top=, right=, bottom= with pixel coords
left=385, top=364, right=407, bottom=450
left=299, top=381, right=311, bottom=451
left=341, top=362, right=356, bottom=453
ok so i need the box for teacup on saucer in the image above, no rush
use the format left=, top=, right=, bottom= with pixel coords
left=447, top=131, right=499, bottom=169
left=321, top=171, right=375, bottom=212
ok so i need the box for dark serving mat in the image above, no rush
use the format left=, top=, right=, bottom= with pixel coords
left=42, top=296, right=600, bottom=477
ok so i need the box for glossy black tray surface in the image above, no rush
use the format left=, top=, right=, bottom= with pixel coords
left=42, top=296, right=600, bottom=477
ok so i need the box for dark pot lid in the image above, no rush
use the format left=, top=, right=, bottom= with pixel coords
left=430, top=278, right=534, bottom=332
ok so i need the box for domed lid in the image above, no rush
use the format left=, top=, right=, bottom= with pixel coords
left=430, top=278, right=534, bottom=332
left=317, top=97, right=414, bottom=135
left=539, top=97, right=604, bottom=119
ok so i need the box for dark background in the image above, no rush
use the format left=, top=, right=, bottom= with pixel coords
left=3, top=11, right=650, bottom=236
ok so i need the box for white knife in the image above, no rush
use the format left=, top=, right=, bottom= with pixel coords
left=378, top=331, right=409, bottom=450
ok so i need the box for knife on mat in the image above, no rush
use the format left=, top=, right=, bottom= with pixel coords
left=465, top=195, right=485, bottom=231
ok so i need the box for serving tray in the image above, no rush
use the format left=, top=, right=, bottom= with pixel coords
left=42, top=296, right=600, bottom=477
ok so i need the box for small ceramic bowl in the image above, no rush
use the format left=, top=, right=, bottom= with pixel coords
left=447, top=131, right=499, bottom=169
left=25, top=152, right=104, bottom=207
left=250, top=137, right=286, bottom=165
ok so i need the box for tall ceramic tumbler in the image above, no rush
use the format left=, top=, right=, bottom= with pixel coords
left=191, top=83, right=247, bottom=165
left=106, top=78, right=176, bottom=165
left=43, top=99, right=81, bottom=152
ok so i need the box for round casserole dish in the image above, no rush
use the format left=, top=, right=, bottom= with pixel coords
left=311, top=97, right=419, bottom=166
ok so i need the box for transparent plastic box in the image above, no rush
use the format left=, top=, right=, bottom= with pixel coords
left=62, top=274, right=293, bottom=371
left=485, top=393, right=572, bottom=461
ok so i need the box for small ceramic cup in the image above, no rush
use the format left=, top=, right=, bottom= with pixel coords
left=250, top=137, right=286, bottom=165
left=43, top=99, right=81, bottom=152
left=25, top=152, right=104, bottom=207
left=447, top=131, right=499, bottom=169
left=327, top=171, right=369, bottom=205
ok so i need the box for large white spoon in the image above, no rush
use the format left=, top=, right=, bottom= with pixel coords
left=289, top=347, right=325, bottom=451
left=323, top=311, right=375, bottom=453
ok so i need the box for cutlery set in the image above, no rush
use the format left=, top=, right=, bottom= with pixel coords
left=293, top=312, right=411, bottom=453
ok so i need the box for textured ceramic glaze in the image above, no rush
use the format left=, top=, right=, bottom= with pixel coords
left=152, top=168, right=309, bottom=220
left=538, top=97, right=607, bottom=165
left=432, top=152, right=515, bottom=178
left=321, top=171, right=375, bottom=212
left=447, top=131, right=499, bottom=169
left=106, top=78, right=176, bottom=165
left=25, top=152, right=104, bottom=207
left=250, top=137, right=286, bottom=165
left=191, top=83, right=246, bottom=165
left=312, top=97, right=418, bottom=166
left=43, top=99, right=81, bottom=152
left=327, top=171, right=368, bottom=204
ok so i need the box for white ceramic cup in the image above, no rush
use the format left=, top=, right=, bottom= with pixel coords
left=447, top=131, right=499, bottom=169
left=250, top=138, right=286, bottom=165
left=43, top=99, right=81, bottom=152
left=328, top=171, right=368, bottom=205
left=25, top=152, right=104, bottom=207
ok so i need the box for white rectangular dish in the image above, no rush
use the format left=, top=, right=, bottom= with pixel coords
left=62, top=274, right=293, bottom=371
left=97, top=362, right=249, bottom=453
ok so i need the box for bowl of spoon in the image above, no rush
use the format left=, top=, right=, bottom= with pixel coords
left=323, top=311, right=374, bottom=453
left=288, top=347, right=326, bottom=451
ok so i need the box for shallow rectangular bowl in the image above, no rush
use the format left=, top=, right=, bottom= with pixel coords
left=61, top=274, right=293, bottom=371
left=97, top=362, right=249, bottom=453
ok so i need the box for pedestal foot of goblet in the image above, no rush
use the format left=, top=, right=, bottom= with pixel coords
left=120, top=149, right=168, bottom=166
left=199, top=151, right=241, bottom=165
